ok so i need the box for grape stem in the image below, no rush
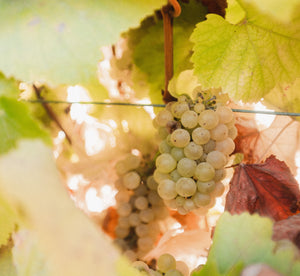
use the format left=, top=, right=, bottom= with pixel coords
left=161, top=1, right=181, bottom=103
left=33, top=84, right=72, bottom=145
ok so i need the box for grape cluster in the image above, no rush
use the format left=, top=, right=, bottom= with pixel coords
left=114, top=154, right=170, bottom=260
left=132, top=253, right=189, bottom=276
left=153, top=92, right=237, bottom=215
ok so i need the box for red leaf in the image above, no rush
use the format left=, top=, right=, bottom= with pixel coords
left=273, top=214, right=300, bottom=249
left=101, top=207, right=119, bottom=238
left=225, top=155, right=300, bottom=221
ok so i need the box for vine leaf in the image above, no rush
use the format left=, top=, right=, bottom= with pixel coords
left=273, top=214, right=300, bottom=249
left=263, top=78, right=300, bottom=121
left=191, top=0, right=300, bottom=102
left=225, top=155, right=300, bottom=221
left=0, top=0, right=165, bottom=88
left=234, top=115, right=300, bottom=174
left=194, top=212, right=300, bottom=276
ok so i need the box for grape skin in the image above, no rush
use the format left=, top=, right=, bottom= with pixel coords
left=175, top=177, right=197, bottom=197
left=194, top=162, right=215, bottom=182
left=170, top=129, right=191, bottom=148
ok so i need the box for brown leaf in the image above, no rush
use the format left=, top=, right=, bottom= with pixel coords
left=225, top=155, right=300, bottom=221
left=273, top=213, right=300, bottom=249
left=101, top=207, right=119, bottom=238
left=200, top=0, right=227, bottom=17
left=234, top=116, right=300, bottom=174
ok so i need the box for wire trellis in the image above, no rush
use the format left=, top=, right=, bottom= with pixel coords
left=23, top=99, right=300, bottom=117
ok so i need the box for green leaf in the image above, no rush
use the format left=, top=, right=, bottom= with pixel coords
left=0, top=0, right=165, bottom=88
left=0, top=73, right=20, bottom=98
left=196, top=212, right=300, bottom=276
left=191, top=1, right=300, bottom=102
left=0, top=244, right=17, bottom=276
left=114, top=0, right=207, bottom=104
left=263, top=78, right=300, bottom=120
left=0, top=194, right=18, bottom=248
left=240, top=0, right=300, bottom=23
left=0, top=140, right=121, bottom=276
left=0, top=97, right=51, bottom=154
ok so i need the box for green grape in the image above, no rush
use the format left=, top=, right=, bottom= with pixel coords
left=128, top=212, right=141, bottom=227
left=197, top=180, right=216, bottom=194
left=215, top=137, right=235, bottom=155
left=156, top=109, right=174, bottom=127
left=157, top=253, right=176, bottom=273
left=198, top=110, right=219, bottom=130
left=210, top=124, right=228, bottom=141
left=139, top=208, right=155, bottom=223
left=134, top=196, right=149, bottom=210
left=192, top=192, right=211, bottom=207
left=156, top=153, right=177, bottom=173
left=194, top=162, right=215, bottom=181
left=171, top=147, right=185, bottom=161
left=165, top=269, right=183, bottom=276
left=123, top=171, right=141, bottom=189
left=177, top=158, right=197, bottom=178
left=206, top=150, right=227, bottom=169
left=181, top=110, right=198, bottom=129
left=147, top=175, right=158, bottom=190
left=157, top=179, right=177, bottom=200
left=175, top=177, right=197, bottom=197
left=170, top=129, right=191, bottom=148
left=192, top=127, right=210, bottom=145
left=216, top=105, right=233, bottom=124
left=183, top=142, right=203, bottom=160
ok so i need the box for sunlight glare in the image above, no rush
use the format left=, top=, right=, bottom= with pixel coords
left=254, top=102, right=275, bottom=130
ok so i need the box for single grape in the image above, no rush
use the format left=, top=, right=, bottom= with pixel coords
left=158, top=127, right=169, bottom=139
left=198, top=110, right=219, bottom=130
left=215, top=137, right=235, bottom=155
left=170, top=129, right=191, bottom=148
left=210, top=124, right=228, bottom=141
left=194, top=162, right=215, bottom=181
left=156, top=153, right=177, bottom=173
left=134, top=196, right=149, bottom=210
left=115, top=190, right=130, bottom=204
left=184, top=142, right=203, bottom=160
left=157, top=253, right=176, bottom=273
left=128, top=212, right=141, bottom=227
left=170, top=169, right=182, bottom=182
left=226, top=116, right=236, bottom=129
left=216, top=105, right=234, bottom=124
left=123, top=171, right=141, bottom=190
left=147, top=175, right=158, bottom=190
left=214, top=169, right=226, bottom=181
left=139, top=208, right=155, bottom=223
left=117, top=202, right=132, bottom=217
left=175, top=196, right=185, bottom=207
left=192, top=127, right=210, bottom=145
left=149, top=269, right=163, bottom=276
left=134, top=184, right=148, bottom=196
left=115, top=160, right=129, bottom=175
left=192, top=192, right=211, bottom=207
left=132, top=260, right=150, bottom=271
left=159, top=140, right=172, bottom=153
left=228, top=126, right=238, bottom=140
left=206, top=150, right=227, bottom=169
left=184, top=198, right=196, bottom=211
left=124, top=154, right=141, bottom=170
left=156, top=109, right=173, bottom=127
left=197, top=180, right=216, bottom=194
left=177, top=158, right=197, bottom=178
left=135, top=224, right=149, bottom=237
left=193, top=102, right=205, bottom=113
left=171, top=147, right=185, bottom=161
left=175, top=177, right=197, bottom=197
left=171, top=102, right=189, bottom=118
left=157, top=179, right=177, bottom=200
left=153, top=170, right=170, bottom=184
left=203, top=139, right=216, bottom=153
left=176, top=261, right=189, bottom=276
left=148, top=190, right=163, bottom=206
left=181, top=110, right=198, bottom=129
left=210, top=181, right=225, bottom=197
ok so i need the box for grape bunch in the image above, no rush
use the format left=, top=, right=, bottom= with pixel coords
left=153, top=91, right=237, bottom=215
left=132, top=253, right=189, bottom=276
left=114, top=153, right=170, bottom=260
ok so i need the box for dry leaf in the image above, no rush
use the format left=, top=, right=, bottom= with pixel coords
left=234, top=116, right=300, bottom=174
left=225, top=155, right=300, bottom=221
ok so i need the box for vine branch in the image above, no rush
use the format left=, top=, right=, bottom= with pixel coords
left=33, top=85, right=72, bottom=145
left=161, top=0, right=181, bottom=103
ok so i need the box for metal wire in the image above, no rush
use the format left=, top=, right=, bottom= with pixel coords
left=23, top=99, right=300, bottom=116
